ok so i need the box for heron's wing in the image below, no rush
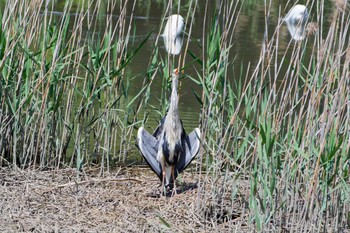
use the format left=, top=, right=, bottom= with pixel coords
left=137, top=127, right=162, bottom=180
left=153, top=116, right=186, bottom=137
left=153, top=116, right=165, bottom=139
left=175, top=128, right=201, bottom=177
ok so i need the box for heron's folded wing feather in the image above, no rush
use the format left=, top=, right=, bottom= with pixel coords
left=137, top=127, right=162, bottom=179
left=175, top=128, right=200, bottom=177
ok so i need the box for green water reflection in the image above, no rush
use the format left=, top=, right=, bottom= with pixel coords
left=0, top=0, right=336, bottom=163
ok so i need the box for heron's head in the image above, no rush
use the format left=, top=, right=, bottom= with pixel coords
left=173, top=68, right=179, bottom=77
left=170, top=68, right=180, bottom=88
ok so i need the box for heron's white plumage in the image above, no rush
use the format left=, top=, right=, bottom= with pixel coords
left=165, top=166, right=172, bottom=186
left=157, top=69, right=182, bottom=187
left=137, top=69, right=201, bottom=195
left=138, top=123, right=201, bottom=184
left=161, top=14, right=185, bottom=55
left=284, top=4, right=309, bottom=41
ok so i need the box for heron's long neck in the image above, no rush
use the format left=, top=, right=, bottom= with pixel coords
left=170, top=77, right=179, bottom=113
left=167, top=76, right=179, bottom=131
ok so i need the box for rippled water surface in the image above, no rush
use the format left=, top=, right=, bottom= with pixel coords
left=1, top=0, right=335, bottom=133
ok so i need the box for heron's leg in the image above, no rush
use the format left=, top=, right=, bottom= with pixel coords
left=171, top=166, right=177, bottom=196
left=161, top=161, right=166, bottom=196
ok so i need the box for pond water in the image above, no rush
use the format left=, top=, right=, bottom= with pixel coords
left=0, top=0, right=335, bottom=148
left=117, top=0, right=333, bottom=133
left=116, top=0, right=332, bottom=128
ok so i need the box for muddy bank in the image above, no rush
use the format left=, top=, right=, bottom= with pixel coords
left=0, top=167, right=249, bottom=232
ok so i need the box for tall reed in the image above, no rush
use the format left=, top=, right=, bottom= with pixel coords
left=192, top=0, right=350, bottom=231
left=0, top=0, right=349, bottom=231
left=0, top=0, right=148, bottom=173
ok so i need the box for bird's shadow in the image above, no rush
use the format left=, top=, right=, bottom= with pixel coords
left=147, top=182, right=198, bottom=198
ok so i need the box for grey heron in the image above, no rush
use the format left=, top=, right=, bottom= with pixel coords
left=161, top=14, right=185, bottom=55
left=137, top=68, right=200, bottom=195
left=284, top=4, right=309, bottom=41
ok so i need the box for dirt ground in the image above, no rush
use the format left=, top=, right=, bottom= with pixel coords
left=0, top=166, right=250, bottom=232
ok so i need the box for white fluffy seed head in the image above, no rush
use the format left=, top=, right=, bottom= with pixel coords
left=284, top=5, right=309, bottom=41
left=162, top=14, right=185, bottom=55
